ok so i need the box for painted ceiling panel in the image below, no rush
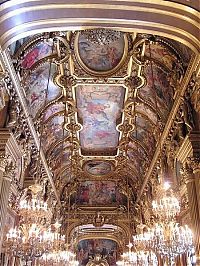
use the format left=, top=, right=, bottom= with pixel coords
left=21, top=41, right=54, bottom=69
left=43, top=102, right=65, bottom=122
left=42, top=114, right=68, bottom=152
left=77, top=30, right=125, bottom=72
left=76, top=85, right=125, bottom=154
left=25, top=62, right=61, bottom=118
left=135, top=102, right=157, bottom=125
left=144, top=43, right=177, bottom=70
left=130, top=114, right=156, bottom=152
left=77, top=239, right=118, bottom=266
left=139, top=63, right=174, bottom=120
left=83, top=160, right=114, bottom=176
left=76, top=181, right=127, bottom=206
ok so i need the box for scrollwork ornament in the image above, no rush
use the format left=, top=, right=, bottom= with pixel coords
left=187, top=156, right=200, bottom=174
left=191, top=75, right=200, bottom=113
left=82, top=29, right=123, bottom=45
left=180, top=163, right=194, bottom=184
left=0, top=154, right=11, bottom=172
left=4, top=160, right=16, bottom=182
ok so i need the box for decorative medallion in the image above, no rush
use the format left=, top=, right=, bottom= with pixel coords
left=75, top=29, right=128, bottom=75
left=84, top=160, right=113, bottom=176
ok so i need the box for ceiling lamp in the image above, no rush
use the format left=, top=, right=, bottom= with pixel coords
left=5, top=223, right=51, bottom=262
left=19, top=183, right=52, bottom=225
left=4, top=184, right=53, bottom=262
left=43, top=221, right=66, bottom=252
left=39, top=250, right=78, bottom=265
left=150, top=222, right=193, bottom=265
left=152, top=187, right=180, bottom=222
left=116, top=242, right=158, bottom=266
left=151, top=186, right=194, bottom=265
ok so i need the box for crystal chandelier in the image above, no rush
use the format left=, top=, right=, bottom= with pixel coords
left=19, top=183, right=52, bottom=225
left=150, top=186, right=194, bottom=265
left=152, top=188, right=180, bottom=222
left=150, top=222, right=193, bottom=265
left=5, top=224, right=51, bottom=261
left=4, top=184, right=53, bottom=262
left=42, top=221, right=66, bottom=252
left=117, top=250, right=157, bottom=266
left=39, top=250, right=79, bottom=265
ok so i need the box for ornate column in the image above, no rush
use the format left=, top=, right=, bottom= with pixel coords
left=182, top=156, right=200, bottom=265
left=0, top=129, right=15, bottom=253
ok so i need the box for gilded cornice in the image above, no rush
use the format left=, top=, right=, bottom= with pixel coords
left=0, top=0, right=199, bottom=54
left=136, top=54, right=200, bottom=202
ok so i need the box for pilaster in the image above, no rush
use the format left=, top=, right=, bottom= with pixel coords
left=182, top=158, right=200, bottom=265
left=0, top=129, right=20, bottom=253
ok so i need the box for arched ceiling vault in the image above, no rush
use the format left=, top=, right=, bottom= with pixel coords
left=0, top=1, right=199, bottom=52
left=0, top=1, right=199, bottom=263
left=2, top=28, right=198, bottom=231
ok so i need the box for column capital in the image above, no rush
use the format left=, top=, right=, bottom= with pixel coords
left=187, top=156, right=200, bottom=174
left=180, top=163, right=194, bottom=184
left=0, top=154, right=10, bottom=172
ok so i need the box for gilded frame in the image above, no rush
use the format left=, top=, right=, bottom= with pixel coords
left=74, top=31, right=129, bottom=77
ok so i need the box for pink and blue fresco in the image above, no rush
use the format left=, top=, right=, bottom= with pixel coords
left=76, top=85, right=125, bottom=153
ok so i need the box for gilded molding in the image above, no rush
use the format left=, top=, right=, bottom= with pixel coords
left=0, top=1, right=199, bottom=53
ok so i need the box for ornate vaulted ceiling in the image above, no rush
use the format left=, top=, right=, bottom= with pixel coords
left=4, top=28, right=197, bottom=264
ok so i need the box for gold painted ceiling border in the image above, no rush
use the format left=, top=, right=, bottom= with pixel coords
left=0, top=0, right=199, bottom=53
left=136, top=53, right=200, bottom=202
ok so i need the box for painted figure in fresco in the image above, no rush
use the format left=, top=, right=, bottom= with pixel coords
left=85, top=102, right=110, bottom=120
left=78, top=33, right=124, bottom=72
left=26, top=63, right=60, bottom=117
left=86, top=161, right=112, bottom=176
left=77, top=181, right=127, bottom=206
left=145, top=44, right=177, bottom=70
left=22, top=43, right=52, bottom=69
left=76, top=85, right=125, bottom=151
left=140, top=64, right=173, bottom=117
left=77, top=239, right=117, bottom=266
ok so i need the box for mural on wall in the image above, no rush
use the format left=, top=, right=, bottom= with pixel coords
left=77, top=32, right=125, bottom=72
left=77, top=239, right=118, bottom=266
left=25, top=63, right=61, bottom=117
left=21, top=42, right=54, bottom=69
left=77, top=181, right=127, bottom=206
left=139, top=63, right=174, bottom=119
left=84, top=161, right=113, bottom=176
left=76, top=85, right=125, bottom=153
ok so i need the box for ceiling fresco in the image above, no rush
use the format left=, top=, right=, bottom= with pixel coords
left=76, top=85, right=125, bottom=155
left=9, top=29, right=194, bottom=265
left=83, top=161, right=114, bottom=177
left=76, top=181, right=127, bottom=207
left=75, top=30, right=126, bottom=74
left=24, top=62, right=61, bottom=118
left=77, top=239, right=118, bottom=266
left=21, top=41, right=55, bottom=69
